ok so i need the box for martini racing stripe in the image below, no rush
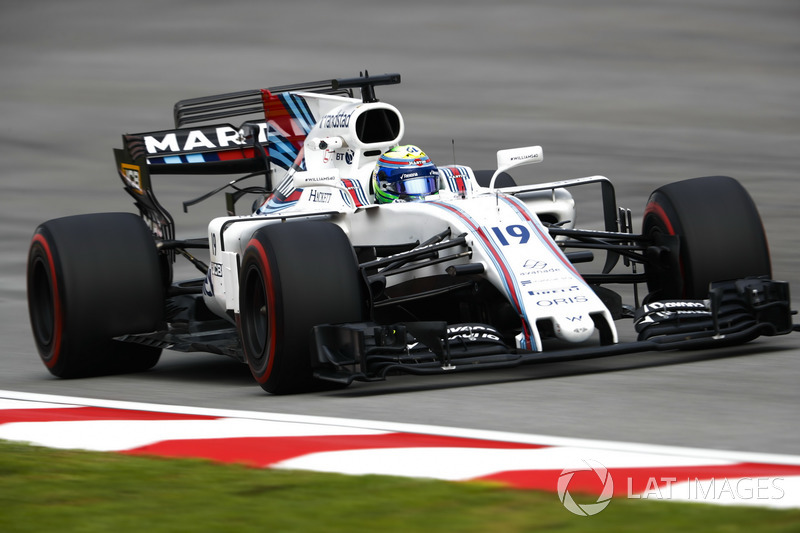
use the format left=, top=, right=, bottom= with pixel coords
left=429, top=201, right=534, bottom=350
left=440, top=165, right=473, bottom=194
left=340, top=178, right=370, bottom=208
left=268, top=138, right=300, bottom=170
left=276, top=175, right=296, bottom=197
left=279, top=93, right=315, bottom=134
left=263, top=92, right=315, bottom=171
left=500, top=195, right=582, bottom=278
left=147, top=147, right=258, bottom=165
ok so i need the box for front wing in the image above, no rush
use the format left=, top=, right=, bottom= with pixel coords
left=117, top=278, right=797, bottom=385
left=310, top=278, right=798, bottom=385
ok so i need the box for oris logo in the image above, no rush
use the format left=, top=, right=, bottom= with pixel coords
left=535, top=296, right=589, bottom=306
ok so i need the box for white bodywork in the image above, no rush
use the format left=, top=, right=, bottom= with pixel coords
left=201, top=91, right=618, bottom=351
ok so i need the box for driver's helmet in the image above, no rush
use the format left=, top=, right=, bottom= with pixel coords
left=371, top=145, right=439, bottom=204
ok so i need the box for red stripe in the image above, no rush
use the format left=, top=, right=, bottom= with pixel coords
left=643, top=200, right=687, bottom=295
left=433, top=202, right=532, bottom=346
left=216, top=147, right=257, bottom=161
left=261, top=90, right=306, bottom=152
left=284, top=189, right=303, bottom=202
left=475, top=227, right=525, bottom=312
left=123, top=433, right=548, bottom=468
left=501, top=196, right=581, bottom=277
left=245, top=238, right=278, bottom=384
left=644, top=201, right=675, bottom=235
left=476, top=463, right=800, bottom=494
left=0, top=407, right=218, bottom=424
left=31, top=234, right=63, bottom=367
left=341, top=179, right=364, bottom=207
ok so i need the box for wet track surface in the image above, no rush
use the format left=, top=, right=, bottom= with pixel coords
left=1, top=0, right=799, bottom=454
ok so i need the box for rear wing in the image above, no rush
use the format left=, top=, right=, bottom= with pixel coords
left=120, top=80, right=355, bottom=177
left=173, top=79, right=353, bottom=128
left=114, top=73, right=401, bottom=241
left=114, top=79, right=353, bottom=244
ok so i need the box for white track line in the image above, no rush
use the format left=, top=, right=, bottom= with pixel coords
left=3, top=389, right=800, bottom=466
left=3, top=390, right=800, bottom=510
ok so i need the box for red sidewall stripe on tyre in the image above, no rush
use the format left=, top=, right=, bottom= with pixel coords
left=245, top=237, right=278, bottom=384
left=643, top=199, right=691, bottom=296
left=30, top=233, right=63, bottom=368
left=643, top=201, right=675, bottom=236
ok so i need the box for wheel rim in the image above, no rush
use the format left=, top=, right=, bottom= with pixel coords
left=29, top=256, right=55, bottom=347
left=243, top=264, right=269, bottom=364
left=643, top=203, right=683, bottom=299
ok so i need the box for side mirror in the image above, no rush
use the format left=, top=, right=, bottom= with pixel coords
left=489, top=146, right=543, bottom=190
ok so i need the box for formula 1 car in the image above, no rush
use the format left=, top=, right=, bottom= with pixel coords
left=27, top=73, right=798, bottom=393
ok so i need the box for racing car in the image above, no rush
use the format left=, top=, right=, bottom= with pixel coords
left=26, top=72, right=798, bottom=394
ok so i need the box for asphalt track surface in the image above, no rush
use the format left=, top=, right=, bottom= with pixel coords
left=1, top=1, right=798, bottom=456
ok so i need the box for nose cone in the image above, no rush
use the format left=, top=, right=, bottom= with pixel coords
left=551, top=315, right=595, bottom=343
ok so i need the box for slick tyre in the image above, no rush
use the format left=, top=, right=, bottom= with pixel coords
left=27, top=213, right=164, bottom=378
left=239, top=221, right=365, bottom=394
left=642, top=176, right=771, bottom=300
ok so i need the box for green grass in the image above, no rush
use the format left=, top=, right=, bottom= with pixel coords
left=1, top=440, right=799, bottom=532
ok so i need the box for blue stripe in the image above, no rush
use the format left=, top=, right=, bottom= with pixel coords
left=339, top=190, right=354, bottom=207
left=428, top=201, right=532, bottom=349
left=357, top=183, right=370, bottom=205
left=269, top=136, right=297, bottom=156
left=345, top=179, right=369, bottom=206
left=270, top=151, right=296, bottom=170
left=502, top=197, right=573, bottom=261
left=268, top=135, right=299, bottom=170
left=280, top=94, right=314, bottom=133
left=293, top=95, right=315, bottom=131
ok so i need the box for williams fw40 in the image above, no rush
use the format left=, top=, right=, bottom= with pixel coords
left=27, top=73, right=799, bottom=393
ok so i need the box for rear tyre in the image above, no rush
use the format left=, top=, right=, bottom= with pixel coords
left=642, top=176, right=771, bottom=300
left=27, top=213, right=164, bottom=377
left=239, top=221, right=365, bottom=394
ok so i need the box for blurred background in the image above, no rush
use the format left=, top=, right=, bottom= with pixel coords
left=1, top=0, right=798, bottom=453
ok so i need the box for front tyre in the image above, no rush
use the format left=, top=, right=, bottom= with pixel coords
left=239, top=221, right=365, bottom=394
left=27, top=213, right=165, bottom=377
left=642, top=176, right=771, bottom=300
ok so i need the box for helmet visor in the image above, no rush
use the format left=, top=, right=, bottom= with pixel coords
left=394, top=176, right=439, bottom=196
